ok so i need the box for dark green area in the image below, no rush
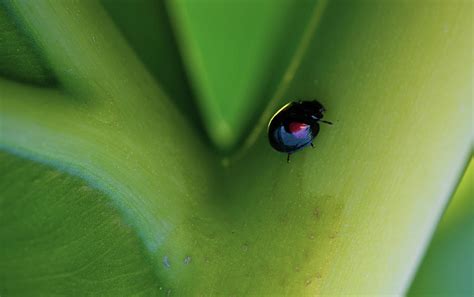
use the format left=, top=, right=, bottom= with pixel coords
left=0, top=151, right=161, bottom=296
left=101, top=0, right=202, bottom=131
left=0, top=5, right=55, bottom=86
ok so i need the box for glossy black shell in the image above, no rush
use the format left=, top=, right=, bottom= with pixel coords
left=268, top=100, right=326, bottom=153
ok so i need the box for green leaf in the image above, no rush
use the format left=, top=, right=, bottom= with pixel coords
left=101, top=0, right=201, bottom=126
left=408, top=158, right=474, bottom=296
left=167, top=0, right=318, bottom=150
left=0, top=5, right=54, bottom=85
left=0, top=151, right=161, bottom=296
left=0, top=0, right=472, bottom=296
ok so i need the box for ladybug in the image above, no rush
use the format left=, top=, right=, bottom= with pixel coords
left=268, top=100, right=332, bottom=162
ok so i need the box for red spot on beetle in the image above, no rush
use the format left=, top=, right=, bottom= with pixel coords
left=288, top=122, right=309, bottom=134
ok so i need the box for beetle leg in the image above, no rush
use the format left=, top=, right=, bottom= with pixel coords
left=320, top=120, right=333, bottom=125
left=287, top=154, right=291, bottom=163
left=311, top=142, right=315, bottom=148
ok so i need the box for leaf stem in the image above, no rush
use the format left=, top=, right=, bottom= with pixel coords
left=6, top=0, right=163, bottom=116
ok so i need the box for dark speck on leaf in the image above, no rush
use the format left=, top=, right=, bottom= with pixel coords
left=163, top=256, right=171, bottom=268
left=312, top=207, right=320, bottom=218
left=184, top=256, right=192, bottom=265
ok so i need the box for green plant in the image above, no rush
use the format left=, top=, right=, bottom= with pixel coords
left=408, top=158, right=473, bottom=296
left=0, top=0, right=472, bottom=295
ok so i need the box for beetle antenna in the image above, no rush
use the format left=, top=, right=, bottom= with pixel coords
left=320, top=120, right=333, bottom=125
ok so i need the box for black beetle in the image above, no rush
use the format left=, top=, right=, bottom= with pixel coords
left=268, top=100, right=332, bottom=162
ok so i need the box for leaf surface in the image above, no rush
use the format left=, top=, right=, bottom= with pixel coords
left=167, top=0, right=317, bottom=149
left=408, top=158, right=474, bottom=296
left=0, top=0, right=472, bottom=296
left=0, top=152, right=161, bottom=296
